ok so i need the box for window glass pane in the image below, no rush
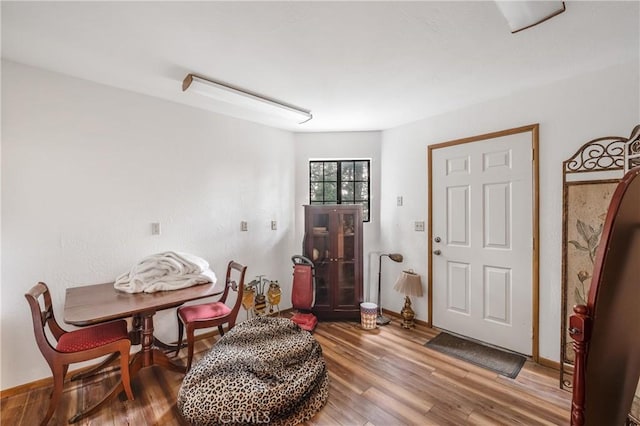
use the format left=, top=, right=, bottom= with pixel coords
left=362, top=203, right=370, bottom=222
left=310, top=182, right=323, bottom=201
left=324, top=162, right=338, bottom=181
left=310, top=163, right=323, bottom=182
left=341, top=162, right=354, bottom=181
left=355, top=182, right=369, bottom=201
left=355, top=161, right=368, bottom=181
left=341, top=182, right=354, bottom=202
left=308, top=159, right=370, bottom=222
left=314, top=272, right=330, bottom=306
left=324, top=182, right=337, bottom=202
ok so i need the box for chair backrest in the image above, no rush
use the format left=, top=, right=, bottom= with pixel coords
left=25, top=282, right=66, bottom=360
left=570, top=167, right=640, bottom=425
left=219, top=261, right=247, bottom=321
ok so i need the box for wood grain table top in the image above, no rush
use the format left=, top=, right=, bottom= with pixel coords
left=64, top=281, right=221, bottom=326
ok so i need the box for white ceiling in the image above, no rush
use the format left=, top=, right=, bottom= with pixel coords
left=2, top=1, right=639, bottom=132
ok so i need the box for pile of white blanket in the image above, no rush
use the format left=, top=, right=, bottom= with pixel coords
left=114, top=251, right=217, bottom=294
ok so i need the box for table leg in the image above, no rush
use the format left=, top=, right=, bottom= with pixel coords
left=141, top=312, right=155, bottom=367
left=130, top=314, right=142, bottom=345
left=139, top=311, right=185, bottom=372
left=153, top=336, right=185, bottom=354
left=151, top=348, right=186, bottom=373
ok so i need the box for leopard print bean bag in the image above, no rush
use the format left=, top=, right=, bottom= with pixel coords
left=177, top=316, right=329, bottom=425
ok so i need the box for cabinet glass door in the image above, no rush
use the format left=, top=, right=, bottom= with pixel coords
left=310, top=212, right=331, bottom=307
left=336, top=212, right=357, bottom=308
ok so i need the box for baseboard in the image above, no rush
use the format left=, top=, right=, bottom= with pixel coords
left=537, top=356, right=561, bottom=371
left=0, top=361, right=122, bottom=399
left=381, top=308, right=432, bottom=328
left=1, top=375, right=59, bottom=399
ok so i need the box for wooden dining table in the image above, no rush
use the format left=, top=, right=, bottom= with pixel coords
left=64, top=281, right=221, bottom=422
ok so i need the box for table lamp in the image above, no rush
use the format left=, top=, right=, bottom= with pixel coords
left=377, top=253, right=403, bottom=325
left=393, top=270, right=423, bottom=329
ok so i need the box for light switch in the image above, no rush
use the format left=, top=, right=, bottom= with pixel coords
left=415, top=221, right=425, bottom=232
left=240, top=221, right=248, bottom=231
left=151, top=222, right=161, bottom=235
left=271, top=220, right=277, bottom=230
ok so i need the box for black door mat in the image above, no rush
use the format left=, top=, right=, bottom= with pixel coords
left=425, top=332, right=526, bottom=379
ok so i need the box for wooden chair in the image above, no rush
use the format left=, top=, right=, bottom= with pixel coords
left=25, top=282, right=134, bottom=426
left=175, top=260, right=247, bottom=371
left=569, top=166, right=640, bottom=425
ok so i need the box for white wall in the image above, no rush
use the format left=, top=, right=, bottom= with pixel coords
left=293, top=132, right=383, bottom=304
left=1, top=60, right=297, bottom=389
left=380, top=60, right=640, bottom=362
left=2, top=58, right=638, bottom=390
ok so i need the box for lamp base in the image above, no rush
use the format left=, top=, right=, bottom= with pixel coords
left=400, top=296, right=416, bottom=329
left=376, top=314, right=391, bottom=326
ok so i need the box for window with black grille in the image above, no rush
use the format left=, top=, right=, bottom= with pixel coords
left=309, top=159, right=370, bottom=222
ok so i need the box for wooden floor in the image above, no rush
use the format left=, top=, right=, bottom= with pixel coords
left=1, top=320, right=570, bottom=425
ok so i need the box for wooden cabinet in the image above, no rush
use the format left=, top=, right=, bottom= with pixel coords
left=303, top=204, right=363, bottom=320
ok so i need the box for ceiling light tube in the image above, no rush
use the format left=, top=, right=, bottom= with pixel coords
left=182, top=74, right=312, bottom=124
left=495, top=1, right=565, bottom=33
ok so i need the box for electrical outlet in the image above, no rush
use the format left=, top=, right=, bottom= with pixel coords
left=397, top=196, right=403, bottom=207
left=240, top=221, right=248, bottom=231
left=271, top=220, right=277, bottom=230
left=151, top=222, right=161, bottom=235
left=414, top=221, right=425, bottom=232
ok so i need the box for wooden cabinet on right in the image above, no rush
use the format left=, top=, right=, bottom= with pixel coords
left=303, top=204, right=363, bottom=320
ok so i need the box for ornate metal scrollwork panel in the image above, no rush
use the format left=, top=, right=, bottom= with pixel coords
left=561, top=124, right=639, bottom=393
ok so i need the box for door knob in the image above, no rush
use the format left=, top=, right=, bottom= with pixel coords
left=434, top=237, right=441, bottom=243
left=433, top=250, right=441, bottom=255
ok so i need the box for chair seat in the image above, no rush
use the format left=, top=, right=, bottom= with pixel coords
left=175, top=261, right=247, bottom=371
left=178, top=302, right=231, bottom=323
left=56, top=320, right=128, bottom=353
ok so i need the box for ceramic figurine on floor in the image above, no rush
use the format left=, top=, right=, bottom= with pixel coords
left=400, top=296, right=416, bottom=329
left=267, top=280, right=281, bottom=315
left=248, top=276, right=269, bottom=317
left=254, top=293, right=267, bottom=316
left=242, top=284, right=255, bottom=319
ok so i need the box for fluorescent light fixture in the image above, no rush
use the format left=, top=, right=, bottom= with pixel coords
left=182, top=74, right=312, bottom=124
left=495, top=1, right=565, bottom=33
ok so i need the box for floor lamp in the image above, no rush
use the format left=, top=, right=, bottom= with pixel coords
left=377, top=253, right=403, bottom=325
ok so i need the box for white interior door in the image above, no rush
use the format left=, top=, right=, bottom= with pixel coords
left=431, top=131, right=533, bottom=355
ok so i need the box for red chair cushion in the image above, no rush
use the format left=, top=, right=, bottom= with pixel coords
left=179, top=302, right=231, bottom=323
left=56, top=320, right=128, bottom=353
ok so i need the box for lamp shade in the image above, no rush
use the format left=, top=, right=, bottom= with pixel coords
left=393, top=270, right=423, bottom=298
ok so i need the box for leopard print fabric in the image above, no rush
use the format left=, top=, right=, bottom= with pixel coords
left=177, top=317, right=329, bottom=425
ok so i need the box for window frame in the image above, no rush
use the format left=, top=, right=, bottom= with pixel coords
left=308, top=159, right=371, bottom=222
